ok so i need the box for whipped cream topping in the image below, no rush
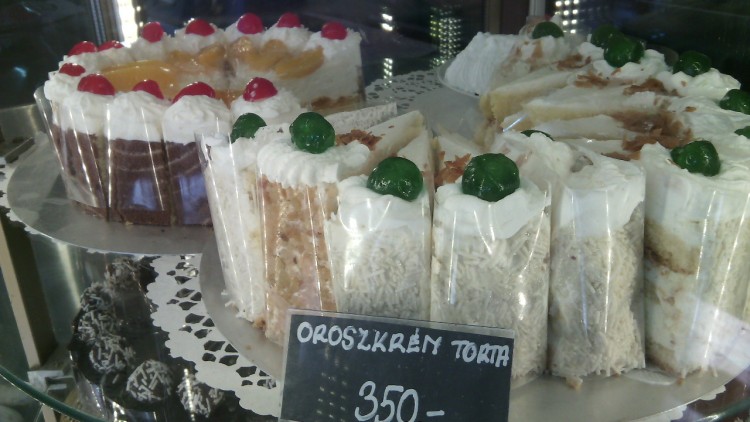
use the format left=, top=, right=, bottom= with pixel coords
left=305, top=30, right=363, bottom=59
left=667, top=96, right=750, bottom=140
left=577, top=41, right=604, bottom=62
left=162, top=95, right=231, bottom=144
left=107, top=91, right=169, bottom=142
left=444, top=32, right=518, bottom=95
left=59, top=90, right=113, bottom=135
left=60, top=52, right=107, bottom=73
left=230, top=88, right=306, bottom=123
left=655, top=68, right=740, bottom=101
left=261, top=25, right=311, bottom=53
left=491, top=131, right=577, bottom=189
left=256, top=131, right=370, bottom=187
left=96, top=47, right=133, bottom=67
left=172, top=26, right=226, bottom=55
left=641, top=143, right=750, bottom=233
left=44, top=71, right=84, bottom=104
left=589, top=49, right=668, bottom=84
left=130, top=36, right=171, bottom=61
left=336, top=175, right=430, bottom=232
left=435, top=178, right=549, bottom=239
left=224, top=22, right=265, bottom=44
left=558, top=148, right=645, bottom=237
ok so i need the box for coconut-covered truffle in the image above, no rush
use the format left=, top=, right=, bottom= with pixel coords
left=89, top=334, right=136, bottom=375
left=105, top=258, right=142, bottom=291
left=79, top=282, right=113, bottom=313
left=125, top=360, right=174, bottom=404
left=76, top=310, right=118, bottom=345
left=177, top=372, right=225, bottom=417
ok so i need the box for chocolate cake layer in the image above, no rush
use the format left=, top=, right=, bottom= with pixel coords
left=59, top=128, right=108, bottom=219
left=109, top=138, right=172, bottom=226
left=164, top=141, right=211, bottom=226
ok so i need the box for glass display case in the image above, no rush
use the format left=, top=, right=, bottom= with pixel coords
left=2, top=1, right=750, bottom=421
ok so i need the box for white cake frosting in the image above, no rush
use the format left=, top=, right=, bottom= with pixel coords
left=59, top=90, right=113, bottom=135
left=435, top=178, right=549, bottom=239
left=230, top=88, right=306, bottom=123
left=587, top=49, right=668, bottom=84
left=162, top=95, right=232, bottom=144
left=558, top=149, right=645, bottom=237
left=107, top=91, right=169, bottom=142
left=224, top=21, right=265, bottom=45
left=667, top=96, right=750, bottom=140
left=171, top=25, right=226, bottom=55
left=44, top=71, right=84, bottom=104
left=130, top=36, right=171, bottom=61
left=261, top=24, right=311, bottom=53
left=305, top=30, right=362, bottom=59
left=444, top=32, right=518, bottom=95
left=335, top=175, right=429, bottom=232
left=256, top=133, right=370, bottom=187
left=656, top=68, right=740, bottom=100
left=95, top=46, right=134, bottom=67
left=60, top=52, right=107, bottom=73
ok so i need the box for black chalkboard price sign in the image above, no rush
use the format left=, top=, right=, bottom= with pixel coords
left=279, top=310, right=514, bottom=422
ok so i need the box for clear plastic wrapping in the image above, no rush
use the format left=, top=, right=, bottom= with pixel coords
left=547, top=157, right=646, bottom=382
left=53, top=101, right=110, bottom=218
left=642, top=146, right=750, bottom=377
left=105, top=103, right=172, bottom=226
left=257, top=177, right=339, bottom=344
left=164, top=140, right=211, bottom=226
left=325, top=175, right=432, bottom=320
left=430, top=179, right=551, bottom=380
left=198, top=132, right=266, bottom=323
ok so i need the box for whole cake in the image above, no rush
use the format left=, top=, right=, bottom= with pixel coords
left=42, top=12, right=365, bottom=226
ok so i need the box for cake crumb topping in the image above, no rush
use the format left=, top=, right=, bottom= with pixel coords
left=435, top=152, right=471, bottom=187
left=336, top=130, right=381, bottom=150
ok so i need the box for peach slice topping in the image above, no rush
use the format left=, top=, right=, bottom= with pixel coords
left=274, top=47, right=324, bottom=79
left=101, top=60, right=181, bottom=99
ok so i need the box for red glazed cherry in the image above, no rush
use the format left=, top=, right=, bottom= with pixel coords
left=321, top=22, right=347, bottom=40
left=133, top=80, right=164, bottom=100
left=68, top=41, right=97, bottom=56
left=173, top=82, right=216, bottom=103
left=185, top=18, right=215, bottom=36
left=59, top=63, right=86, bottom=77
left=77, top=74, right=115, bottom=96
left=142, top=22, right=165, bottom=43
left=276, top=12, right=301, bottom=28
left=99, top=40, right=124, bottom=50
left=237, top=13, right=263, bottom=34
left=243, top=77, right=278, bottom=102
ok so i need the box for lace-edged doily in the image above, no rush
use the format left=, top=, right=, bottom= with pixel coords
left=147, top=254, right=280, bottom=416
left=366, top=70, right=441, bottom=113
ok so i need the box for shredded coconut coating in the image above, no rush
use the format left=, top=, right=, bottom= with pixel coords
left=177, top=373, right=225, bottom=417
left=326, top=220, right=431, bottom=320
left=125, top=360, right=174, bottom=404
left=548, top=206, right=646, bottom=381
left=645, top=214, right=750, bottom=377
left=430, top=210, right=550, bottom=379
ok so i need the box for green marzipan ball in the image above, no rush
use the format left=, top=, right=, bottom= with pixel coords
left=719, top=89, right=750, bottom=115
left=462, top=153, right=520, bottom=202
left=735, top=126, right=750, bottom=138
left=290, top=112, right=335, bottom=154
left=532, top=21, right=564, bottom=39
left=590, top=24, right=621, bottom=48
left=670, top=139, right=721, bottom=176
left=673, top=50, right=712, bottom=77
left=521, top=129, right=553, bottom=140
left=366, top=157, right=423, bottom=201
left=230, top=113, right=267, bottom=143
left=603, top=35, right=645, bottom=68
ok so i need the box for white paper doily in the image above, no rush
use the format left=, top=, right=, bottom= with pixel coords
left=147, top=254, right=281, bottom=416
left=366, top=69, right=441, bottom=113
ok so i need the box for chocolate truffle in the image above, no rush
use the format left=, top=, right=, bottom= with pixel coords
left=177, top=372, right=225, bottom=417
left=125, top=360, right=174, bottom=404
left=89, top=334, right=136, bottom=375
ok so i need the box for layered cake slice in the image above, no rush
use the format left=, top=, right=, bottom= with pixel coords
left=106, top=81, right=172, bottom=225
left=641, top=140, right=750, bottom=377
left=326, top=157, right=432, bottom=320
left=430, top=153, right=551, bottom=380
left=56, top=74, right=116, bottom=218
left=163, top=82, right=231, bottom=225
left=255, top=110, right=425, bottom=343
